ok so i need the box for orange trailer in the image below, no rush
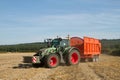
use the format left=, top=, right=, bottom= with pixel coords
left=70, top=36, right=101, bottom=61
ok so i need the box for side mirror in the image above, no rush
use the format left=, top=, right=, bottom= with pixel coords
left=44, top=39, right=52, bottom=47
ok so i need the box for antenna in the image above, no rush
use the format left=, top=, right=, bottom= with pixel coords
left=57, top=36, right=59, bottom=38
left=66, top=34, right=70, bottom=39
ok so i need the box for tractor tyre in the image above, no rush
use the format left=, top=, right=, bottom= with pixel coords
left=44, top=54, right=60, bottom=68
left=65, top=49, right=80, bottom=66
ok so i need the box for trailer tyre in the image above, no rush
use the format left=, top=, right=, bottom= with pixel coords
left=45, top=54, right=60, bottom=68
left=88, top=55, right=99, bottom=62
left=66, top=49, right=80, bottom=65
left=95, top=55, right=99, bottom=62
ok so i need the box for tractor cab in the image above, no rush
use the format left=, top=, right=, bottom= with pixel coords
left=51, top=38, right=69, bottom=48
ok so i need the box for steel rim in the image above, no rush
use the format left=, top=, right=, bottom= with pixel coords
left=71, top=52, right=79, bottom=64
left=50, top=56, right=57, bottom=66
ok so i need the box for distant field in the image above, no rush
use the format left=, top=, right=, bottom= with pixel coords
left=0, top=53, right=120, bottom=80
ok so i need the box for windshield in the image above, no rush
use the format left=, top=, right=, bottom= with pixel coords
left=52, top=39, right=60, bottom=47
left=52, top=39, right=69, bottom=48
left=60, top=39, right=69, bottom=47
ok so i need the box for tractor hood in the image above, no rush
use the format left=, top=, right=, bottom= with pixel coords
left=39, top=47, right=57, bottom=57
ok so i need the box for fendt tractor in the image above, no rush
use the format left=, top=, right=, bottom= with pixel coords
left=32, top=36, right=101, bottom=68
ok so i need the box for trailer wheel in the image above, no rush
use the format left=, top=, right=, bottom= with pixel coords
left=66, top=49, right=80, bottom=65
left=45, top=54, right=60, bottom=68
left=88, top=55, right=99, bottom=62
left=95, top=55, right=99, bottom=62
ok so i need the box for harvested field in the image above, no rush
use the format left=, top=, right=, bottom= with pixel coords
left=0, top=53, right=120, bottom=80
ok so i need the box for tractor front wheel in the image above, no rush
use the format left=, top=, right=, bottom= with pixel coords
left=45, top=54, right=60, bottom=68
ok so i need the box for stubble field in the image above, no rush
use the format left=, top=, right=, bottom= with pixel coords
left=0, top=53, right=120, bottom=80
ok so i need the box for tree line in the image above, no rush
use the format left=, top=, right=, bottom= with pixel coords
left=0, top=42, right=46, bottom=52
left=101, top=39, right=120, bottom=56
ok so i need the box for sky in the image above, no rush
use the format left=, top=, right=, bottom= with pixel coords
left=0, top=0, right=120, bottom=45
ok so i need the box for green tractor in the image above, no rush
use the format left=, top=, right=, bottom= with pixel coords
left=32, top=38, right=80, bottom=68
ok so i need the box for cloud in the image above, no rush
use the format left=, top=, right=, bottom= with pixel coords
left=10, top=12, right=119, bottom=31
left=0, top=12, right=120, bottom=45
left=1, top=12, right=120, bottom=33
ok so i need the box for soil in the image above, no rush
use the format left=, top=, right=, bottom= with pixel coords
left=0, top=53, right=120, bottom=80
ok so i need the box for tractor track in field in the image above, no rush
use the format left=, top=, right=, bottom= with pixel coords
left=79, top=63, right=102, bottom=80
left=0, top=53, right=120, bottom=80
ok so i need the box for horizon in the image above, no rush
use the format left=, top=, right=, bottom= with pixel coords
left=0, top=37, right=120, bottom=46
left=0, top=0, right=120, bottom=45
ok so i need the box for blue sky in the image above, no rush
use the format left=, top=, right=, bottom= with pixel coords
left=0, top=0, right=120, bottom=45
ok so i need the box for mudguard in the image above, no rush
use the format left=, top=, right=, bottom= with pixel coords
left=63, top=47, right=80, bottom=55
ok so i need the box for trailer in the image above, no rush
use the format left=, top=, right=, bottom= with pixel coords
left=32, top=36, right=101, bottom=68
left=70, top=37, right=101, bottom=62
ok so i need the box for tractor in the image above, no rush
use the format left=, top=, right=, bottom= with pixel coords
left=32, top=36, right=101, bottom=68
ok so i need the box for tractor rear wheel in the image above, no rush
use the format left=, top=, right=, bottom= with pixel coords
left=66, top=49, right=80, bottom=65
left=44, top=54, right=60, bottom=68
